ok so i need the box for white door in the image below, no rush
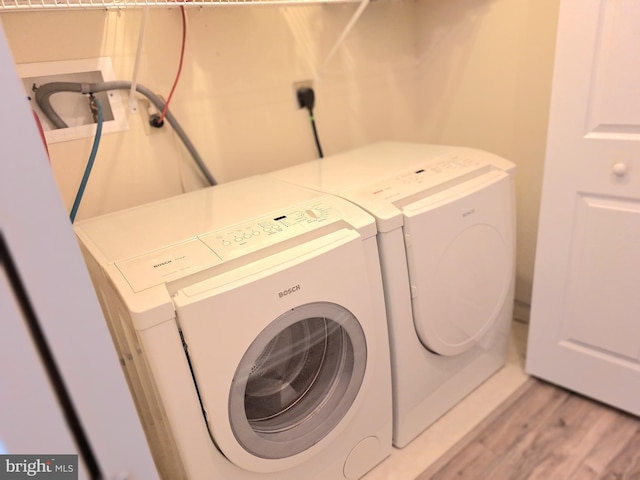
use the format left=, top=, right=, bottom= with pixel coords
left=0, top=242, right=83, bottom=470
left=0, top=24, right=159, bottom=478
left=526, top=0, right=640, bottom=415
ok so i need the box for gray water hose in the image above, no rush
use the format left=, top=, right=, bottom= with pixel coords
left=35, top=81, right=217, bottom=186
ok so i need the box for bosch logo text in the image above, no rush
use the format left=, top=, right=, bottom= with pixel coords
left=279, top=285, right=301, bottom=298
left=153, top=260, right=172, bottom=268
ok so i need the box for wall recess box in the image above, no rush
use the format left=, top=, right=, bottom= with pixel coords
left=16, top=57, right=128, bottom=144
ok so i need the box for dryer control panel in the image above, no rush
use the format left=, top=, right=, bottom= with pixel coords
left=344, top=152, right=497, bottom=233
left=367, top=153, right=490, bottom=201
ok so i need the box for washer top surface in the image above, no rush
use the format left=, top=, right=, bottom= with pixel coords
left=270, top=142, right=515, bottom=232
left=74, top=175, right=376, bottom=264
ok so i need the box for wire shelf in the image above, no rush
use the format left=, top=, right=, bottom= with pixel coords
left=0, top=0, right=359, bottom=10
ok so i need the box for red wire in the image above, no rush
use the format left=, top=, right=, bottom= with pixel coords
left=158, top=6, right=187, bottom=123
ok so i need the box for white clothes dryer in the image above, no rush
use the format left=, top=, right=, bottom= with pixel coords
left=268, top=142, right=516, bottom=448
left=74, top=175, right=392, bottom=479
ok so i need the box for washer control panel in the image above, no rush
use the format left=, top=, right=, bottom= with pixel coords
left=115, top=202, right=337, bottom=291
left=200, top=203, right=334, bottom=260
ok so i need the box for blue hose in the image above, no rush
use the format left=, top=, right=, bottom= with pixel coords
left=70, top=97, right=103, bottom=223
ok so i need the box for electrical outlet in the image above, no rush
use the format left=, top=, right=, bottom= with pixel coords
left=293, top=80, right=313, bottom=109
left=16, top=58, right=128, bottom=144
left=138, top=99, right=167, bottom=137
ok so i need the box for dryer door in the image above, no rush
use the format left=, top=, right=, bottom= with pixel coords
left=402, top=171, right=514, bottom=356
left=172, top=229, right=374, bottom=473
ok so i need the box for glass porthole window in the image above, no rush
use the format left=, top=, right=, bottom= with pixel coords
left=228, top=302, right=367, bottom=459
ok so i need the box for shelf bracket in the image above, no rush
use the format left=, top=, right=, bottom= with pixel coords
left=315, top=0, right=370, bottom=80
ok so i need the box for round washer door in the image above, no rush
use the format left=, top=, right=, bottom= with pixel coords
left=228, top=301, right=367, bottom=460
left=403, top=172, right=514, bottom=356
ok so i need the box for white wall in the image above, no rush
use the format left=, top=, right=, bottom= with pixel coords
left=1, top=4, right=421, bottom=218
left=1, top=0, right=560, bottom=307
left=414, top=0, right=560, bottom=310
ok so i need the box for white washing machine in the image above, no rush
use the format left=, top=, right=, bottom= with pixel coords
left=74, top=175, right=392, bottom=479
left=268, top=142, right=516, bottom=448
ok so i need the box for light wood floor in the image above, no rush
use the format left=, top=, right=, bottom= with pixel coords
left=418, top=378, right=640, bottom=480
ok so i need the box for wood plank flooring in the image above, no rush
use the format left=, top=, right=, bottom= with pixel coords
left=418, top=378, right=640, bottom=480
